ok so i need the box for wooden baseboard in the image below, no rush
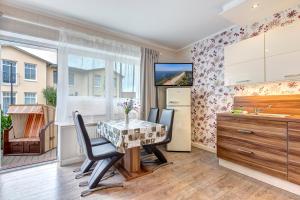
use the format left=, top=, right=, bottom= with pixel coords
left=219, top=159, right=300, bottom=196
left=192, top=142, right=216, bottom=153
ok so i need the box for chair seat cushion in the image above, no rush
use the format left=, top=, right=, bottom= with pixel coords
left=10, top=137, right=40, bottom=142
left=92, top=143, right=121, bottom=160
left=91, top=137, right=109, bottom=146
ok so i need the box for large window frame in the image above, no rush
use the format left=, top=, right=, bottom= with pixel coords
left=2, top=59, right=17, bottom=84
left=1, top=91, right=17, bottom=114
left=24, top=63, right=37, bottom=81
left=93, top=74, right=101, bottom=88
left=24, top=92, right=37, bottom=104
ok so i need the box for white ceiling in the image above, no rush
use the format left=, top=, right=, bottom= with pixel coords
left=2, top=0, right=234, bottom=50
left=221, top=0, right=300, bottom=25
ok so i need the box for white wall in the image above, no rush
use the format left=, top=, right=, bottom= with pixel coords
left=0, top=3, right=177, bottom=62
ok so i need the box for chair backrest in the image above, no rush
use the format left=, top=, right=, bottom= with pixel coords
left=73, top=111, right=93, bottom=160
left=147, top=108, right=159, bottom=123
left=72, top=111, right=83, bottom=148
left=159, top=109, right=175, bottom=143
left=24, top=114, right=44, bottom=138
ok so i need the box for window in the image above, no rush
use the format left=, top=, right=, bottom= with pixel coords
left=24, top=63, right=36, bottom=80
left=53, top=70, right=58, bottom=84
left=69, top=70, right=75, bottom=85
left=68, top=55, right=106, bottom=96
left=2, top=92, right=16, bottom=114
left=2, top=60, right=16, bottom=84
left=114, top=62, right=137, bottom=93
left=93, top=75, right=101, bottom=88
left=24, top=92, right=37, bottom=104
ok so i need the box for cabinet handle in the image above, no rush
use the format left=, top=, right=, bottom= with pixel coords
left=236, top=80, right=250, bottom=83
left=284, top=74, right=300, bottom=78
left=237, top=129, right=254, bottom=134
left=238, top=148, right=254, bottom=155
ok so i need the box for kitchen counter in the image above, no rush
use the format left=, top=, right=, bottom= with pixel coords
left=218, top=112, right=300, bottom=123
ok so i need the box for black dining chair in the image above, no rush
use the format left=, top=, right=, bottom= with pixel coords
left=142, top=108, right=160, bottom=155
left=73, top=112, right=124, bottom=197
left=147, top=107, right=159, bottom=123
left=142, top=109, right=174, bottom=169
left=72, top=111, right=110, bottom=179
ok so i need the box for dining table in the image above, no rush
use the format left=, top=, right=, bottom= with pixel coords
left=96, top=119, right=167, bottom=180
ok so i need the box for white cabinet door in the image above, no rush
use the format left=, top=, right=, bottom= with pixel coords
left=225, top=59, right=265, bottom=86
left=266, top=51, right=300, bottom=81
left=265, top=21, right=300, bottom=57
left=166, top=88, right=191, bottom=106
left=166, top=106, right=191, bottom=151
left=224, top=34, right=264, bottom=66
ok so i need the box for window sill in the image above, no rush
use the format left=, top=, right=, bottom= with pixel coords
left=1, top=83, right=17, bottom=86
left=24, top=79, right=37, bottom=82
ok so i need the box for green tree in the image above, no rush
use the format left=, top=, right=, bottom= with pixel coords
left=43, top=87, right=57, bottom=107
left=1, top=111, right=12, bottom=148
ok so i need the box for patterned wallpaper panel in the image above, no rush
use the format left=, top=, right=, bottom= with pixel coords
left=190, top=5, right=300, bottom=149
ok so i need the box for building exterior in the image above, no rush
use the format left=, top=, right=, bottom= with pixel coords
left=1, top=45, right=57, bottom=113
left=69, top=67, right=123, bottom=97
left=1, top=45, right=125, bottom=114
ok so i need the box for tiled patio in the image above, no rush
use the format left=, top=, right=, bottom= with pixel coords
left=0, top=148, right=57, bottom=170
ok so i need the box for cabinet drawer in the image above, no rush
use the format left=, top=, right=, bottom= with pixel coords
left=218, top=117, right=287, bottom=148
left=288, top=122, right=300, bottom=184
left=217, top=116, right=288, bottom=179
left=217, top=136, right=287, bottom=179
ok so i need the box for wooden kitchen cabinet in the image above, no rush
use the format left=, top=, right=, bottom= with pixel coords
left=288, top=122, right=300, bottom=185
left=217, top=116, right=288, bottom=179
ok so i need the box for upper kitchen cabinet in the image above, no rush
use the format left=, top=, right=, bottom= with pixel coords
left=224, top=34, right=265, bottom=86
left=265, top=21, right=300, bottom=56
left=266, top=51, right=300, bottom=81
left=224, top=59, right=265, bottom=86
left=224, top=33, right=265, bottom=66
left=265, top=21, right=300, bottom=82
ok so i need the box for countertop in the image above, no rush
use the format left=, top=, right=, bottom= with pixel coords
left=217, top=112, right=300, bottom=123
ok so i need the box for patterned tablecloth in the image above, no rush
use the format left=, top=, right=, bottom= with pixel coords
left=96, top=119, right=167, bottom=153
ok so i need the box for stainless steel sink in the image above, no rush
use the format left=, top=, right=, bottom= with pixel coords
left=246, top=113, right=290, bottom=118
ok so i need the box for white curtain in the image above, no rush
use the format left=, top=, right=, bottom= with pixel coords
left=56, top=30, right=141, bottom=125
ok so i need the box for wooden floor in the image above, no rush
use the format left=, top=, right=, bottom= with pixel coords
left=0, top=147, right=299, bottom=200
left=0, top=148, right=57, bottom=170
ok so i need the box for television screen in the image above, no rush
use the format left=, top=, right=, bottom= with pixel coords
left=154, top=63, right=193, bottom=86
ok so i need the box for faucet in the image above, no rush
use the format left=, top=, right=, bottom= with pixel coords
left=254, top=107, right=261, bottom=115
left=254, top=104, right=272, bottom=115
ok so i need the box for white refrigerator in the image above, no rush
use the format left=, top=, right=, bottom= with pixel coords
left=166, top=88, right=191, bottom=152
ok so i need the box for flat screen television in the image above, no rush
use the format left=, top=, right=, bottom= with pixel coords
left=154, top=63, right=193, bottom=86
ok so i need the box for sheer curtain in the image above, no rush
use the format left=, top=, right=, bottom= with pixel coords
left=56, top=30, right=141, bottom=125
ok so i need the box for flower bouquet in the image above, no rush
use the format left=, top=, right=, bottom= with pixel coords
left=117, top=99, right=139, bottom=123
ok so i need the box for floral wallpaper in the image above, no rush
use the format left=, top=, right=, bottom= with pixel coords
left=190, top=5, right=300, bottom=149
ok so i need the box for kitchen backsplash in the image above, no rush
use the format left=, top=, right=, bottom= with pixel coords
left=190, top=5, right=300, bottom=150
